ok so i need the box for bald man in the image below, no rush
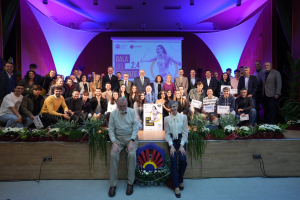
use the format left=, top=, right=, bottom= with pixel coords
left=133, top=70, right=150, bottom=93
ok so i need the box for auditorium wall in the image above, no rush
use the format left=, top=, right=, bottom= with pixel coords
left=20, top=0, right=272, bottom=79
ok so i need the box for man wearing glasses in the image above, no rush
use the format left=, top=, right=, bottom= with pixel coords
left=119, top=73, right=132, bottom=94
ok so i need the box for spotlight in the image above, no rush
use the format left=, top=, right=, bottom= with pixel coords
left=142, top=23, right=145, bottom=29
left=94, top=0, right=98, bottom=5
left=106, top=23, right=110, bottom=30
left=236, top=0, right=241, bottom=6
left=176, top=23, right=182, bottom=30
left=142, top=0, right=146, bottom=5
left=43, top=0, right=48, bottom=4
left=70, top=22, right=74, bottom=29
left=190, top=0, right=194, bottom=6
left=213, top=23, right=218, bottom=30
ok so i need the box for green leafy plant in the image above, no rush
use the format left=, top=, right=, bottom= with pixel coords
left=238, top=126, right=252, bottom=137
left=52, top=118, right=79, bottom=136
left=210, top=129, right=226, bottom=139
left=188, top=114, right=209, bottom=171
left=79, top=117, right=108, bottom=172
left=68, top=130, right=84, bottom=140
left=220, top=114, right=239, bottom=128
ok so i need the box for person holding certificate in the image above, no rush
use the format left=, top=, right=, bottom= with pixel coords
left=164, top=100, right=188, bottom=198
left=188, top=81, right=205, bottom=119
left=217, top=87, right=236, bottom=118
left=201, top=88, right=219, bottom=125
left=235, top=88, right=256, bottom=126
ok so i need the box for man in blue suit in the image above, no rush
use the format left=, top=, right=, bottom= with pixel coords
left=133, top=70, right=150, bottom=93
left=145, top=85, right=157, bottom=103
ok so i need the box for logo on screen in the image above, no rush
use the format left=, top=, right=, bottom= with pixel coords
left=115, top=44, right=120, bottom=50
left=130, top=45, right=134, bottom=49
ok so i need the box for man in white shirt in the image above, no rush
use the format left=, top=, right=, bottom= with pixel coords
left=0, top=83, right=24, bottom=128
left=231, top=70, right=240, bottom=89
left=108, top=98, right=139, bottom=197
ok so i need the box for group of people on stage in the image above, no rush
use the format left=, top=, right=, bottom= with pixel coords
left=0, top=60, right=282, bottom=198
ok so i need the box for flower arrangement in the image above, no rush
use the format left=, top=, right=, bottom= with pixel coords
left=220, top=114, right=240, bottom=128
left=224, top=125, right=236, bottom=134
left=238, top=126, right=252, bottom=137
left=257, top=124, right=283, bottom=134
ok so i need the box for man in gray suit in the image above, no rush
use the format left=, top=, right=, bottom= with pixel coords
left=174, top=69, right=189, bottom=95
left=261, top=62, right=282, bottom=124
left=133, top=70, right=150, bottom=93
left=119, top=73, right=132, bottom=94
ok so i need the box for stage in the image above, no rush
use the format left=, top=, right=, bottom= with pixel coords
left=0, top=130, right=300, bottom=181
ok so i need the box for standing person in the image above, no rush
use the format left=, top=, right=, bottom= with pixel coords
left=235, top=88, right=256, bottom=127
left=106, top=91, right=119, bottom=124
left=119, top=73, right=132, bottom=94
left=90, top=73, right=102, bottom=97
left=118, top=84, right=129, bottom=101
left=39, top=86, right=70, bottom=127
left=100, top=73, right=105, bottom=83
left=79, top=74, right=90, bottom=94
left=48, top=78, right=65, bottom=96
left=19, top=70, right=36, bottom=96
left=163, top=74, right=176, bottom=95
left=201, top=88, right=219, bottom=125
left=72, top=69, right=80, bottom=82
left=226, top=68, right=234, bottom=80
left=103, top=83, right=113, bottom=104
left=202, top=70, right=218, bottom=96
left=80, top=91, right=90, bottom=119
left=174, top=69, right=188, bottom=96
left=218, top=73, right=231, bottom=96
left=133, top=70, right=150, bottom=93
left=156, top=90, right=170, bottom=120
left=20, top=85, right=44, bottom=127
left=116, top=72, right=122, bottom=81
left=0, top=62, right=17, bottom=106
left=133, top=92, right=146, bottom=130
left=38, top=69, right=56, bottom=96
left=153, top=75, right=163, bottom=98
left=188, top=69, right=200, bottom=94
left=239, top=66, right=244, bottom=77
left=166, top=89, right=173, bottom=101
left=90, top=88, right=107, bottom=119
left=65, top=89, right=85, bottom=123
left=29, top=64, right=43, bottom=82
left=164, top=100, right=188, bottom=198
left=145, top=85, right=157, bottom=104
left=108, top=98, right=139, bottom=197
left=217, top=87, right=236, bottom=118
left=128, top=85, right=139, bottom=108
left=213, top=72, right=219, bottom=80
left=64, top=78, right=76, bottom=99
left=77, top=70, right=82, bottom=82
left=174, top=90, right=189, bottom=118
left=189, top=81, right=206, bottom=119
left=0, top=83, right=24, bottom=128
left=102, top=66, right=119, bottom=92
left=254, top=61, right=266, bottom=122
left=261, top=62, right=282, bottom=124
left=237, top=66, right=258, bottom=105
left=231, top=70, right=240, bottom=89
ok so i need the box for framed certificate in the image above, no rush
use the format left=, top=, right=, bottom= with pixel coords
left=230, top=89, right=237, bottom=94
left=203, top=105, right=214, bottom=113
left=240, top=114, right=249, bottom=121
left=191, top=99, right=202, bottom=109
left=33, top=116, right=44, bottom=129
left=217, top=106, right=230, bottom=114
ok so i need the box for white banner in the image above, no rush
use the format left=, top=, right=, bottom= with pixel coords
left=143, top=104, right=163, bottom=131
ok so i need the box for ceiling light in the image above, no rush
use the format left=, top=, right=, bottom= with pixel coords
left=190, top=0, right=194, bottom=6
left=43, top=0, right=48, bottom=4
left=142, top=0, right=146, bottom=5
left=94, top=0, right=98, bottom=5
left=236, top=0, right=241, bottom=6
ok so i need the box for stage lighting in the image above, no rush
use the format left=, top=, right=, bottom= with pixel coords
left=142, top=0, right=146, bottom=5
left=43, top=0, right=48, bottom=4
left=70, top=22, right=74, bottom=29
left=106, top=23, right=110, bottom=30
left=236, top=0, right=241, bottom=6
left=94, top=0, right=98, bottom=5
left=190, top=0, right=194, bottom=6
left=142, top=23, right=145, bottom=29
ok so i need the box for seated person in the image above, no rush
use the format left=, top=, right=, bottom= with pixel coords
left=217, top=87, right=236, bottom=118
left=40, top=86, right=70, bottom=128
left=64, top=78, right=76, bottom=99
left=20, top=85, right=44, bottom=127
left=89, top=88, right=107, bottom=119
left=179, top=86, right=189, bottom=102
left=235, top=88, right=256, bottom=126
left=189, top=81, right=205, bottom=119
left=155, top=90, right=170, bottom=120
left=102, top=83, right=113, bottom=104
left=81, top=91, right=90, bottom=119
left=106, top=91, right=119, bottom=124
left=65, top=89, right=85, bottom=123
left=48, top=78, right=65, bottom=96
left=201, top=88, right=219, bottom=125
left=145, top=85, right=157, bottom=104
left=133, top=92, right=146, bottom=130
left=118, top=84, right=129, bottom=101
left=174, top=90, right=189, bottom=118
left=0, top=83, right=24, bottom=128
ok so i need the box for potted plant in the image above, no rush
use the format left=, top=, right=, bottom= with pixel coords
left=51, top=118, right=79, bottom=141
left=257, top=124, right=286, bottom=139
left=210, top=129, right=226, bottom=140
left=237, top=126, right=253, bottom=139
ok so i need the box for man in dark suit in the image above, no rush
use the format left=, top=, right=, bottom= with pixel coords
left=119, top=73, right=132, bottom=94
left=261, top=62, right=282, bottom=124
left=202, top=70, right=218, bottom=96
left=102, top=66, right=119, bottom=92
left=133, top=70, right=150, bottom=93
left=237, top=66, right=258, bottom=105
left=0, top=62, right=17, bottom=106
left=188, top=69, right=200, bottom=94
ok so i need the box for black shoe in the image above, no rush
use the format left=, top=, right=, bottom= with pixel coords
left=175, top=189, right=181, bottom=198
left=108, top=186, right=116, bottom=197
left=179, top=186, right=184, bottom=191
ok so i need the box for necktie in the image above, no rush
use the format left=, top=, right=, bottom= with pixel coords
left=125, top=81, right=127, bottom=87
left=141, top=78, right=144, bottom=85
left=109, top=75, right=111, bottom=80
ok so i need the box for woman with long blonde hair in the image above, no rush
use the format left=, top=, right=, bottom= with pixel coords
left=174, top=90, right=189, bottom=118
left=90, top=74, right=102, bottom=97
left=162, top=74, right=175, bottom=95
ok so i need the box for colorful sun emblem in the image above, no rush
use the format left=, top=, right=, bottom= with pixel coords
left=115, top=44, right=120, bottom=50
left=137, top=143, right=165, bottom=172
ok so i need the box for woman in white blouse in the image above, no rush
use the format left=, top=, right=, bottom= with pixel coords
left=79, top=74, right=90, bottom=94
left=105, top=91, right=119, bottom=124
left=164, top=100, right=188, bottom=198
